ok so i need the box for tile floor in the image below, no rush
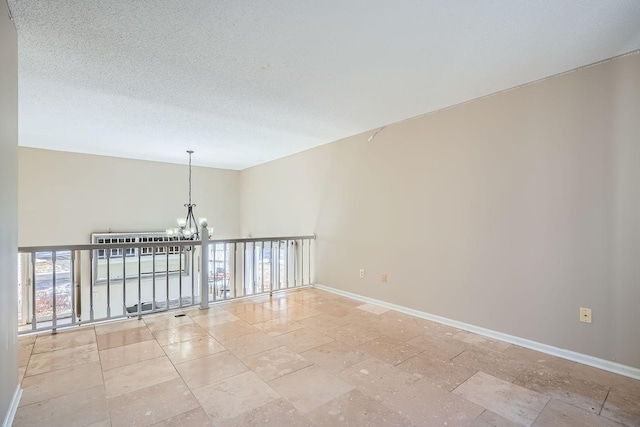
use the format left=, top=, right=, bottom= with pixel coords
left=14, top=287, right=640, bottom=426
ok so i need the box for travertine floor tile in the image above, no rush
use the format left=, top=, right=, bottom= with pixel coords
left=152, top=323, right=211, bottom=346
left=26, top=342, right=99, bottom=376
left=143, top=311, right=195, bottom=332
left=95, top=318, right=145, bottom=335
left=383, top=378, right=485, bottom=426
left=191, top=309, right=240, bottom=327
left=270, top=365, right=353, bottom=413
left=103, top=356, right=178, bottom=398
left=100, top=339, right=165, bottom=370
left=243, top=345, right=313, bottom=381
left=514, top=364, right=609, bottom=413
left=357, top=335, right=423, bottom=365
left=33, top=327, right=96, bottom=353
left=207, top=320, right=259, bottom=341
left=18, top=344, right=33, bottom=367
left=97, top=326, right=154, bottom=351
left=325, top=323, right=381, bottom=346
left=397, top=352, right=478, bottom=391
left=570, top=363, right=640, bottom=398
left=338, top=358, right=421, bottom=401
left=221, top=398, right=312, bottom=427
left=307, top=389, right=411, bottom=426
left=284, top=305, right=324, bottom=321
left=297, top=313, right=352, bottom=333
left=302, top=341, right=371, bottom=375
left=162, top=335, right=226, bottom=364
left=407, top=333, right=468, bottom=361
left=355, top=303, right=389, bottom=315
left=108, top=378, right=199, bottom=427
left=502, top=345, right=576, bottom=375
left=534, top=398, right=625, bottom=427
left=14, top=385, right=109, bottom=427
left=452, top=349, right=532, bottom=382
left=150, top=407, right=213, bottom=427
left=194, top=371, right=280, bottom=422
left=471, top=410, right=520, bottom=426
left=174, top=351, right=247, bottom=389
left=261, top=298, right=302, bottom=312
left=453, top=330, right=512, bottom=352
left=18, top=334, right=37, bottom=347
left=601, top=389, right=640, bottom=427
left=453, top=371, right=550, bottom=426
left=233, top=306, right=283, bottom=324
left=253, top=317, right=305, bottom=337
left=315, top=301, right=358, bottom=317
left=20, top=362, right=104, bottom=407
left=222, top=331, right=281, bottom=358
left=275, top=327, right=335, bottom=353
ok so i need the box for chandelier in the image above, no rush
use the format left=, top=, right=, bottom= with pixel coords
left=166, top=150, right=212, bottom=240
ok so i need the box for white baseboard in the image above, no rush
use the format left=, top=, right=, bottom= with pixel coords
left=313, top=283, right=640, bottom=380
left=2, top=384, right=22, bottom=427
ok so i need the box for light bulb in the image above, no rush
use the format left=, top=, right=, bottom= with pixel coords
left=177, top=218, right=187, bottom=227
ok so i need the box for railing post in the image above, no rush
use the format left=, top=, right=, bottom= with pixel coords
left=200, top=223, right=210, bottom=310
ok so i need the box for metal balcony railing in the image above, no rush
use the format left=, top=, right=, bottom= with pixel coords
left=17, top=233, right=315, bottom=334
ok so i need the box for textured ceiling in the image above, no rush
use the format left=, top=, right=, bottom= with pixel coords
left=8, top=1, right=640, bottom=169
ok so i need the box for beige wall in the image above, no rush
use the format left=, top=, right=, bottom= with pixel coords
left=241, top=53, right=640, bottom=369
left=19, top=149, right=241, bottom=246
left=0, top=2, right=19, bottom=422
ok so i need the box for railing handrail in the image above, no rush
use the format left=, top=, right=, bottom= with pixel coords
left=18, top=234, right=316, bottom=253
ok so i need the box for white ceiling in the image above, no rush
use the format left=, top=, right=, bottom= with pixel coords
left=8, top=1, right=640, bottom=170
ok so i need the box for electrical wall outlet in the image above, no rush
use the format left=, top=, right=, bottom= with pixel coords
left=381, top=273, right=387, bottom=283
left=359, top=269, right=365, bottom=279
left=580, top=307, right=592, bottom=323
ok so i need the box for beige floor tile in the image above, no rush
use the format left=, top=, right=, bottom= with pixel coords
left=534, top=399, right=625, bottom=427
left=150, top=407, right=213, bottom=427
left=274, top=327, right=335, bottom=353
left=570, top=364, right=640, bottom=398
left=338, top=358, right=421, bottom=401
left=85, top=419, right=112, bottom=427
left=18, top=365, right=26, bottom=385
left=383, top=378, right=485, bottom=426
left=18, top=344, right=33, bottom=367
left=325, top=323, right=381, bottom=346
left=100, top=339, right=166, bottom=370
left=407, top=333, right=469, bottom=361
left=502, top=346, right=576, bottom=375
left=357, top=335, right=423, bottom=366
left=194, top=371, right=281, bottom=422
left=234, top=307, right=283, bottom=324
left=14, top=385, right=109, bottom=427
left=175, top=351, right=248, bottom=389
left=253, top=317, right=305, bottom=337
left=162, top=335, right=226, bottom=364
left=152, top=323, right=211, bottom=346
left=331, top=295, right=365, bottom=307
left=220, top=398, right=312, bottom=427
left=452, top=349, right=532, bottom=382
left=471, top=410, right=521, bottom=426
left=284, top=305, right=324, bottom=321
left=26, top=342, right=99, bottom=376
left=514, top=364, right=609, bottom=413
left=307, top=388, right=411, bottom=426
left=453, top=371, right=550, bottom=426
left=143, top=311, right=195, bottom=332
left=33, top=327, right=96, bottom=353
left=243, top=345, right=313, bottom=381
left=297, top=313, right=353, bottom=333
left=601, top=389, right=640, bottom=426
left=355, top=303, right=389, bottom=315
left=421, top=319, right=462, bottom=338
left=108, top=378, right=200, bottom=427
left=372, top=318, right=426, bottom=342
left=18, top=334, right=38, bottom=347
left=452, top=330, right=512, bottom=352
left=20, top=362, right=104, bottom=407
left=191, top=309, right=240, bottom=327
left=270, top=365, right=353, bottom=413
left=261, top=298, right=302, bottom=312
left=222, top=331, right=282, bottom=358
left=103, top=356, right=178, bottom=398
left=207, top=320, right=259, bottom=341
left=97, top=326, right=154, bottom=351
left=396, top=352, right=478, bottom=391
left=315, top=302, right=359, bottom=318
left=301, top=341, right=371, bottom=375
left=95, top=318, right=146, bottom=335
